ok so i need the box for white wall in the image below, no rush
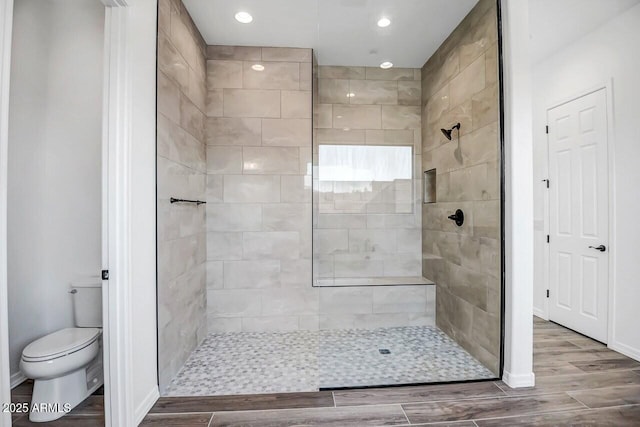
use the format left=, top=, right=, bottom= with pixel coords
left=128, top=0, right=160, bottom=421
left=7, top=0, right=104, bottom=383
left=532, top=3, right=640, bottom=360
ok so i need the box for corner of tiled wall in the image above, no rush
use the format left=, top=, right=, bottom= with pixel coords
left=420, top=0, right=501, bottom=374
left=204, top=46, right=318, bottom=333
left=157, top=0, right=208, bottom=392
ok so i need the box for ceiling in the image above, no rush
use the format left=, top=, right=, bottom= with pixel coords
left=529, top=0, right=640, bottom=64
left=182, top=0, right=478, bottom=68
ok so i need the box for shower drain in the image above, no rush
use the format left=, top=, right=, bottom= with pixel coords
left=378, top=348, right=391, bottom=355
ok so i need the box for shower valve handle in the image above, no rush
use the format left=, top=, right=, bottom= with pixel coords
left=447, top=209, right=464, bottom=227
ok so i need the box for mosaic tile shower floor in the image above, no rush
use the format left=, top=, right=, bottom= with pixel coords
left=164, top=326, right=495, bottom=396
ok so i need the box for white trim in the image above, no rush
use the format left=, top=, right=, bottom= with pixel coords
left=501, top=0, right=535, bottom=388
left=9, top=372, right=25, bottom=390
left=502, top=370, right=536, bottom=388
left=101, top=3, right=137, bottom=427
left=134, top=387, right=160, bottom=426
left=0, top=0, right=14, bottom=425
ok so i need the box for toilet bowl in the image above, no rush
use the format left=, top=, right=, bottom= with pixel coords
left=20, top=282, right=104, bottom=423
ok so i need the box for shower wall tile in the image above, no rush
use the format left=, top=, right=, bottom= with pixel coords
left=205, top=117, right=262, bottom=146
left=206, top=45, right=261, bottom=61
left=223, top=88, right=281, bottom=118
left=261, top=47, right=312, bottom=63
left=207, top=60, right=243, bottom=89
left=223, top=260, right=281, bottom=289
left=262, top=118, right=312, bottom=147
left=223, top=175, right=281, bottom=203
left=421, top=0, right=500, bottom=376
left=242, top=146, right=300, bottom=175
left=332, top=105, right=382, bottom=129
left=206, top=231, right=243, bottom=260
left=315, top=66, right=423, bottom=282
left=157, top=0, right=207, bottom=392
left=206, top=146, right=242, bottom=174
left=242, top=61, right=300, bottom=90
left=365, top=67, right=416, bottom=81
left=348, top=80, right=398, bottom=105
left=243, top=231, right=300, bottom=260
left=282, top=90, right=312, bottom=119
left=206, top=205, right=263, bottom=231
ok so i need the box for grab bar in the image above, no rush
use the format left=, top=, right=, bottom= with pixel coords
left=170, top=197, right=206, bottom=206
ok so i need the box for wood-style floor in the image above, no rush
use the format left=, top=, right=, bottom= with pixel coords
left=10, top=317, right=640, bottom=426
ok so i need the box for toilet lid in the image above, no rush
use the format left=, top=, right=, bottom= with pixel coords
left=22, top=328, right=101, bottom=361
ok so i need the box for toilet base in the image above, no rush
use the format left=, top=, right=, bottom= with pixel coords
left=28, top=354, right=103, bottom=423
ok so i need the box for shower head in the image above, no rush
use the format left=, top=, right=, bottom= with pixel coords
left=440, top=123, right=461, bottom=141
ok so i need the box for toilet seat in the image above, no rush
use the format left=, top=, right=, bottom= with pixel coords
left=22, top=328, right=101, bottom=362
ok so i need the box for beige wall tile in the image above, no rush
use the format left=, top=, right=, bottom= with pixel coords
left=398, top=81, right=421, bottom=106
left=382, top=105, right=421, bottom=130
left=315, top=104, right=333, bottom=128
left=319, top=66, right=366, bottom=80
left=208, top=289, right=261, bottom=317
left=206, top=205, right=262, bottom=231
left=206, top=146, right=242, bottom=174
left=319, top=79, right=350, bottom=104
left=262, top=47, right=312, bottom=62
left=315, top=229, right=349, bottom=254
left=262, top=203, right=312, bottom=231
left=243, top=232, right=301, bottom=260
left=243, top=61, right=300, bottom=90
left=349, top=79, right=398, bottom=105
left=180, top=94, right=204, bottom=141
left=281, top=175, right=312, bottom=203
left=449, top=54, right=486, bottom=108
left=223, top=89, right=280, bottom=118
left=316, top=128, right=366, bottom=142
left=333, top=105, right=382, bottom=129
left=158, top=32, right=189, bottom=93
left=206, top=261, right=223, bottom=289
left=207, top=60, right=243, bottom=89
left=158, top=71, right=181, bottom=124
left=260, top=289, right=318, bottom=316
left=300, top=62, right=312, bottom=90
left=262, top=118, right=312, bottom=147
left=366, top=67, right=415, bottom=81
left=205, top=89, right=223, bottom=117
left=243, top=146, right=300, bottom=174
left=373, top=287, right=427, bottom=313
left=320, top=288, right=373, bottom=314
left=207, top=45, right=261, bottom=61
left=282, top=91, right=312, bottom=119
left=158, top=114, right=206, bottom=172
left=224, top=260, right=281, bottom=289
left=187, top=66, right=206, bottom=112
left=223, top=175, right=281, bottom=203
left=206, top=231, right=243, bottom=260
left=205, top=117, right=261, bottom=146
left=241, top=316, right=300, bottom=332
left=471, top=83, right=499, bottom=130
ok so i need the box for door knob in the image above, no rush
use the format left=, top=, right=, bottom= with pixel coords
left=447, top=209, right=464, bottom=227
left=588, top=245, right=606, bottom=252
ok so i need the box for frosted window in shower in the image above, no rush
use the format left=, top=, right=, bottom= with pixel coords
left=318, top=145, right=413, bottom=214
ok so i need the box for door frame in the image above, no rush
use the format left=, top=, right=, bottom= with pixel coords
left=542, top=81, right=616, bottom=347
left=0, top=0, right=136, bottom=426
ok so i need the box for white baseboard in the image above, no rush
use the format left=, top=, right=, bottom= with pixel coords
left=10, top=371, right=26, bottom=389
left=502, top=370, right=535, bottom=388
left=609, top=340, right=640, bottom=362
left=134, top=386, right=159, bottom=426
left=533, top=308, right=547, bottom=320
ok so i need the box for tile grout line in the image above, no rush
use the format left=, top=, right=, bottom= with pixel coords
left=398, top=403, right=411, bottom=425
left=207, top=412, right=215, bottom=427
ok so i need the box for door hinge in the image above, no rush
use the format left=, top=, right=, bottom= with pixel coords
left=546, top=289, right=550, bottom=298
left=547, top=235, right=550, bottom=243
left=545, top=125, right=549, bottom=134
left=102, top=270, right=109, bottom=280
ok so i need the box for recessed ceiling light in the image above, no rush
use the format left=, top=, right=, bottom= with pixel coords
left=235, top=11, right=253, bottom=23
left=380, top=61, right=393, bottom=69
left=346, top=92, right=355, bottom=98
left=251, top=64, right=265, bottom=71
left=377, top=17, right=391, bottom=28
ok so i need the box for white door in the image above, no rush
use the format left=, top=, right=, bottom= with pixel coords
left=547, top=88, right=609, bottom=343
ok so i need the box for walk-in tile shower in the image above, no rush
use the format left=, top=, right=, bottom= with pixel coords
left=157, top=0, right=502, bottom=396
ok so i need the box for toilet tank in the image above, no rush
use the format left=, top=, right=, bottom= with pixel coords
left=71, top=281, right=103, bottom=327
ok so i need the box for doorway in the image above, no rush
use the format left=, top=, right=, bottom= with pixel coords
left=546, top=88, right=609, bottom=343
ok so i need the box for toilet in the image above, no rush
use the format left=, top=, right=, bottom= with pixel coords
left=20, top=281, right=103, bottom=423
